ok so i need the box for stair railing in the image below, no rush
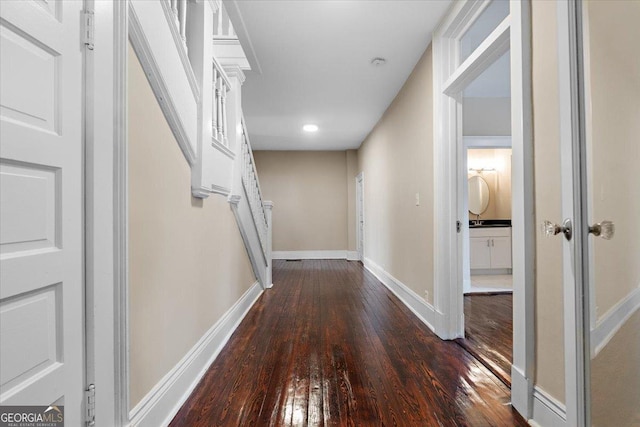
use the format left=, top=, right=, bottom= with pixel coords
left=240, top=118, right=268, bottom=257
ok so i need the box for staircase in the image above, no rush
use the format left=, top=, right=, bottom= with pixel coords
left=229, top=119, right=273, bottom=289
left=130, top=0, right=272, bottom=289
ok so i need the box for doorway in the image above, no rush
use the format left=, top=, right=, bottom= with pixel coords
left=455, top=46, right=515, bottom=386
left=356, top=172, right=364, bottom=262
left=432, top=0, right=535, bottom=416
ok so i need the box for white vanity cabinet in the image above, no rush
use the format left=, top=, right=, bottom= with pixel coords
left=469, top=227, right=512, bottom=271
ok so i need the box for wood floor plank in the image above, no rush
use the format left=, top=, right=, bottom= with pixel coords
left=170, top=260, right=528, bottom=426
left=456, top=294, right=513, bottom=387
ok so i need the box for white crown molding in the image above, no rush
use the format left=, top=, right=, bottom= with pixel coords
left=191, top=183, right=231, bottom=199
left=228, top=194, right=241, bottom=206
left=222, top=64, right=246, bottom=84
left=263, top=200, right=274, bottom=209
left=128, top=281, right=262, bottom=427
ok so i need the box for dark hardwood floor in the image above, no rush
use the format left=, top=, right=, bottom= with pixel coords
left=170, top=260, right=527, bottom=426
left=456, top=294, right=513, bottom=387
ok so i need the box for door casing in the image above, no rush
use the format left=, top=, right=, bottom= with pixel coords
left=432, top=0, right=535, bottom=418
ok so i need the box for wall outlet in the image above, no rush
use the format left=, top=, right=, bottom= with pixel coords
left=424, top=289, right=429, bottom=301
left=415, top=192, right=420, bottom=206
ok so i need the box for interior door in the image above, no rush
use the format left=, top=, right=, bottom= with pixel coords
left=356, top=174, right=364, bottom=261
left=0, top=0, right=85, bottom=423
left=580, top=1, right=640, bottom=425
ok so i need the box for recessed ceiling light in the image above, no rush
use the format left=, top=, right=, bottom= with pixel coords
left=303, top=124, right=318, bottom=132
left=371, top=57, right=386, bottom=66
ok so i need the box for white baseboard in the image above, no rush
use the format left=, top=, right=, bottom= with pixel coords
left=272, top=250, right=347, bottom=260
left=128, top=281, right=263, bottom=427
left=591, top=285, right=640, bottom=357
left=362, top=257, right=436, bottom=333
left=346, top=251, right=360, bottom=261
left=529, top=386, right=567, bottom=427
left=511, top=365, right=533, bottom=419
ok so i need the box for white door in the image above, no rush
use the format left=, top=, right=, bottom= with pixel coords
left=0, top=0, right=85, bottom=423
left=556, top=1, right=640, bottom=425
left=577, top=1, right=639, bottom=425
left=356, top=173, right=364, bottom=261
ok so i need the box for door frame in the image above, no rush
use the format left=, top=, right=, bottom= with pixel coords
left=85, top=0, right=129, bottom=425
left=432, top=0, right=535, bottom=418
left=355, top=172, right=364, bottom=262
left=557, top=0, right=590, bottom=425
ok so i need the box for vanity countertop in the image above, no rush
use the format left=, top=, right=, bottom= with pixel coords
left=469, top=219, right=512, bottom=228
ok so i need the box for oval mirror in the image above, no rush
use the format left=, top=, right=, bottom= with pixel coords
left=468, top=175, right=490, bottom=215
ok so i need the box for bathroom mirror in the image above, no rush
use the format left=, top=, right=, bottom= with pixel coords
left=468, top=175, right=490, bottom=215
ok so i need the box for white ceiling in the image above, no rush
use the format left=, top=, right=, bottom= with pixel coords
left=229, top=0, right=452, bottom=151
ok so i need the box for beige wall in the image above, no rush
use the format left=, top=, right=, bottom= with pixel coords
left=128, top=44, right=256, bottom=407
left=586, top=1, right=640, bottom=422
left=463, top=97, right=511, bottom=136
left=253, top=151, right=348, bottom=252
left=532, top=0, right=566, bottom=402
left=467, top=149, right=512, bottom=219
left=586, top=0, right=640, bottom=319
left=357, top=45, right=435, bottom=302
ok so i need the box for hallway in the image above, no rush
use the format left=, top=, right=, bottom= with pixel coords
left=170, top=260, right=527, bottom=426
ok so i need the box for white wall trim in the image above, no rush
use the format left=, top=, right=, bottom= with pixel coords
left=272, top=250, right=348, bottom=260
left=591, top=285, right=640, bottom=357
left=463, top=135, right=513, bottom=148
left=511, top=365, right=534, bottom=419
left=85, top=1, right=129, bottom=424
left=128, top=1, right=198, bottom=165
left=229, top=195, right=268, bottom=287
left=128, top=281, right=263, bottom=427
left=346, top=251, right=360, bottom=261
left=212, top=138, right=235, bottom=159
left=529, top=386, right=567, bottom=427
left=363, top=257, right=437, bottom=333
left=433, top=0, right=535, bottom=419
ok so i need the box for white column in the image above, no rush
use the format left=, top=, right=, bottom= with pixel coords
left=263, top=201, right=274, bottom=289
left=221, top=85, right=228, bottom=146
left=216, top=78, right=223, bottom=142
left=212, top=68, right=218, bottom=140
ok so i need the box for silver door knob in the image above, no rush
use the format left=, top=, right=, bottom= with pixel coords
left=542, top=219, right=572, bottom=241
left=588, top=220, right=615, bottom=240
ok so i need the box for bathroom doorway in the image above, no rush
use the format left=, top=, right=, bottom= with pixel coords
left=455, top=48, right=514, bottom=387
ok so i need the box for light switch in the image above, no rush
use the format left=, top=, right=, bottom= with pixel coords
left=415, top=192, right=420, bottom=206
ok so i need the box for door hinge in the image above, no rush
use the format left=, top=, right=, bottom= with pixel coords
left=456, top=220, right=462, bottom=233
left=83, top=11, right=95, bottom=50
left=85, top=384, right=96, bottom=426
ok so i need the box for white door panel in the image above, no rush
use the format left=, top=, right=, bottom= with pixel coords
left=0, top=1, right=84, bottom=424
